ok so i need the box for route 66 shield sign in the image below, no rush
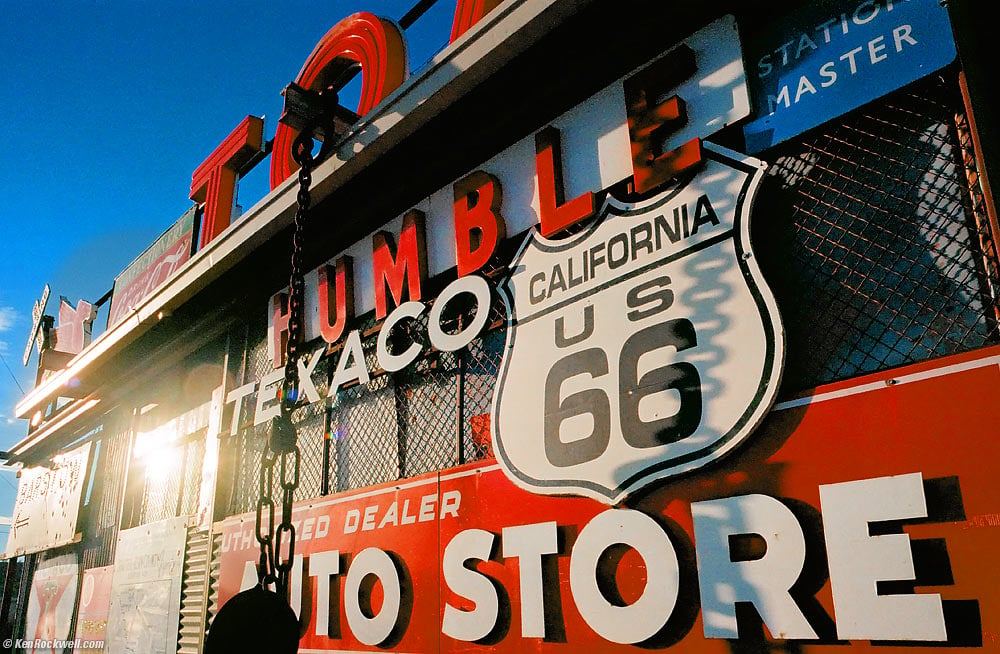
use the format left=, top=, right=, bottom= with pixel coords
left=492, top=143, right=784, bottom=504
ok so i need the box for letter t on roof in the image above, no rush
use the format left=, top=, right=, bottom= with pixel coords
left=190, top=115, right=265, bottom=250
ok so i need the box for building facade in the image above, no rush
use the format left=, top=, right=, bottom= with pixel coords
left=3, top=0, right=999, bottom=652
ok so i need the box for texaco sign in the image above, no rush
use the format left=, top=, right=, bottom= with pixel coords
left=493, top=143, right=784, bottom=503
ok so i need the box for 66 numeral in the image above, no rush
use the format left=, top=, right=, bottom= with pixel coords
left=542, top=278, right=702, bottom=467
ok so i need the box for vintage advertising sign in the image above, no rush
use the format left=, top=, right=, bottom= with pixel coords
left=24, top=552, right=80, bottom=651
left=742, top=0, right=957, bottom=153
left=73, top=565, right=114, bottom=654
left=231, top=15, right=750, bottom=431
left=105, top=516, right=187, bottom=654
left=3, top=441, right=92, bottom=558
left=107, top=205, right=196, bottom=327
left=216, top=345, right=1000, bottom=651
left=494, top=144, right=781, bottom=503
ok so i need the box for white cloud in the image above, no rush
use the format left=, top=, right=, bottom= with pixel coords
left=0, top=306, right=17, bottom=354
left=0, top=306, right=15, bottom=332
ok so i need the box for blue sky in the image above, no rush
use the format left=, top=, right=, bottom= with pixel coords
left=0, top=0, right=456, bottom=541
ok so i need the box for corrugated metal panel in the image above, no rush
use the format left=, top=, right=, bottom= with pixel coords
left=177, top=525, right=211, bottom=654
left=207, top=526, right=225, bottom=633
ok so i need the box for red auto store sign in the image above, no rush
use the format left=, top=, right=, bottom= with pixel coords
left=209, top=3, right=996, bottom=650
left=217, top=346, right=1000, bottom=651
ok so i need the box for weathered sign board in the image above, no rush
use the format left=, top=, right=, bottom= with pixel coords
left=3, top=442, right=92, bottom=558
left=104, top=516, right=187, bottom=654
left=107, top=205, right=196, bottom=327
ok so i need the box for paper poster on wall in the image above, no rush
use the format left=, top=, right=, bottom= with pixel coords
left=25, top=551, right=80, bottom=649
left=105, top=516, right=187, bottom=654
left=74, top=565, right=114, bottom=654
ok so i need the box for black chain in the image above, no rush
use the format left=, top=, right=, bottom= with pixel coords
left=255, top=128, right=316, bottom=598
left=285, top=139, right=311, bottom=408
left=254, top=449, right=277, bottom=587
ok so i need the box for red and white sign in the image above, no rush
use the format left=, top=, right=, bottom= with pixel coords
left=231, top=15, right=751, bottom=430
left=107, top=206, right=196, bottom=327
left=25, top=552, right=80, bottom=654
left=494, top=144, right=782, bottom=502
left=73, top=565, right=114, bottom=654
left=217, top=346, right=1000, bottom=651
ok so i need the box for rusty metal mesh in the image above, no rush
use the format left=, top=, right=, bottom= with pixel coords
left=179, top=436, right=206, bottom=515
left=226, top=284, right=505, bottom=514
left=752, top=74, right=1000, bottom=392
left=227, top=320, right=276, bottom=514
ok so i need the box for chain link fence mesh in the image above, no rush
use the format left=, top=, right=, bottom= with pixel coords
left=136, top=432, right=205, bottom=525
left=752, top=73, right=1000, bottom=391
left=225, top=280, right=507, bottom=514
left=179, top=436, right=206, bottom=516
left=228, top=319, right=276, bottom=515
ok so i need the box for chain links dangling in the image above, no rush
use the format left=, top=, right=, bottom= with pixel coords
left=206, top=92, right=343, bottom=654
left=254, top=127, right=317, bottom=598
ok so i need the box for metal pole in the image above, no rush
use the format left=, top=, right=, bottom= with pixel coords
left=321, top=404, right=332, bottom=496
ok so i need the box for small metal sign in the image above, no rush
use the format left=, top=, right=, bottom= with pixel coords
left=74, top=565, right=114, bottom=654
left=51, top=297, right=98, bottom=355
left=742, top=0, right=957, bottom=153
left=22, top=284, right=50, bottom=366
left=492, top=143, right=784, bottom=503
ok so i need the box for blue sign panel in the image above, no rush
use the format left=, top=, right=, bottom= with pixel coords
left=742, top=0, right=956, bottom=153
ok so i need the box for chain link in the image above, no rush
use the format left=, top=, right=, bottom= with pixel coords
left=254, top=449, right=277, bottom=587
left=274, top=442, right=301, bottom=591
